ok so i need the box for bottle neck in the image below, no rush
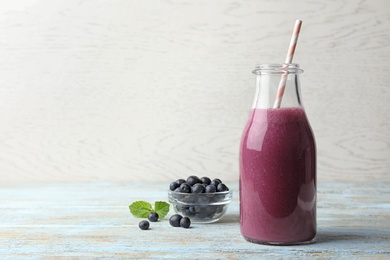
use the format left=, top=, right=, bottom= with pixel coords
left=252, top=72, right=303, bottom=109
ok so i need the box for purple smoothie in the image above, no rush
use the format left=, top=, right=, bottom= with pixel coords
left=239, top=107, right=316, bottom=244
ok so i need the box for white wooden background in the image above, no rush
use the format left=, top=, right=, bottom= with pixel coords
left=0, top=0, right=389, bottom=183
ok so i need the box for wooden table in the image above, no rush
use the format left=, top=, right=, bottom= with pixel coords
left=1, top=181, right=389, bottom=258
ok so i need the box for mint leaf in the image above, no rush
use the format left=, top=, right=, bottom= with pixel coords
left=129, top=201, right=153, bottom=218
left=154, top=201, right=170, bottom=219
left=129, top=200, right=170, bottom=219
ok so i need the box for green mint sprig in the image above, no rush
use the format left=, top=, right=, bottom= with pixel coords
left=129, top=201, right=170, bottom=219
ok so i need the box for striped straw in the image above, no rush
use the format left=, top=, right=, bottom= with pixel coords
left=273, top=20, right=302, bottom=108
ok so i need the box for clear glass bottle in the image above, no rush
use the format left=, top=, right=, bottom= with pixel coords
left=239, top=63, right=316, bottom=245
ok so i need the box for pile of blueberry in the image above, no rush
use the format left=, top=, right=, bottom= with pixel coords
left=168, top=176, right=231, bottom=222
left=169, top=214, right=191, bottom=228
left=138, top=212, right=191, bottom=230
left=169, top=176, right=229, bottom=194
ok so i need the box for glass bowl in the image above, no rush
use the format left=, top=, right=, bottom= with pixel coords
left=168, top=190, right=233, bottom=223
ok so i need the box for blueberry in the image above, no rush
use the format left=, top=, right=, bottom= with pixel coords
left=183, top=194, right=196, bottom=203
left=183, top=208, right=195, bottom=217
left=187, top=175, right=202, bottom=186
left=139, top=220, right=150, bottom=230
left=179, top=183, right=191, bottom=193
left=189, top=206, right=200, bottom=214
left=174, top=187, right=181, bottom=192
left=191, top=183, right=205, bottom=193
left=205, top=184, right=216, bottom=193
left=169, top=214, right=183, bottom=227
left=204, top=206, right=217, bottom=217
left=148, top=212, right=159, bottom=222
left=176, top=179, right=186, bottom=185
left=217, top=183, right=229, bottom=192
left=213, top=178, right=222, bottom=183
left=210, top=180, right=221, bottom=187
left=199, top=195, right=212, bottom=203
left=169, top=181, right=179, bottom=191
left=216, top=206, right=224, bottom=214
left=195, top=210, right=208, bottom=219
left=201, top=177, right=211, bottom=185
left=175, top=205, right=187, bottom=212
left=180, top=217, right=191, bottom=228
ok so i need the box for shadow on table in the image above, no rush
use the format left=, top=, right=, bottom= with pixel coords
left=218, top=213, right=240, bottom=224
left=214, top=217, right=384, bottom=246
left=315, top=230, right=371, bottom=244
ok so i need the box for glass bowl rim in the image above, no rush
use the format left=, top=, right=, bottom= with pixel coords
left=168, top=189, right=233, bottom=196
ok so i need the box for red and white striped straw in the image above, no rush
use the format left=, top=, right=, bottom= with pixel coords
left=273, top=20, right=303, bottom=108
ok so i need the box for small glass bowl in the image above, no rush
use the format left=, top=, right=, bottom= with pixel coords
left=168, top=190, right=233, bottom=223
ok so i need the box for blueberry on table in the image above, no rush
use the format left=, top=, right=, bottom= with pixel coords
left=205, top=184, right=216, bottom=193
left=169, top=214, right=183, bottom=227
left=180, top=217, right=191, bottom=228
left=217, top=183, right=229, bottom=192
left=191, top=183, right=205, bottom=193
left=187, top=175, right=202, bottom=186
left=179, top=183, right=191, bottom=193
left=148, top=212, right=159, bottom=222
left=201, top=177, right=211, bottom=185
left=139, top=220, right=150, bottom=230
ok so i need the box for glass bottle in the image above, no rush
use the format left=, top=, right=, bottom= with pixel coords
left=239, top=63, right=316, bottom=245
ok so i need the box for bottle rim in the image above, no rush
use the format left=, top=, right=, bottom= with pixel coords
left=252, top=63, right=304, bottom=75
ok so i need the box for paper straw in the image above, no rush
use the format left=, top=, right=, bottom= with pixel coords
left=273, top=20, right=302, bottom=108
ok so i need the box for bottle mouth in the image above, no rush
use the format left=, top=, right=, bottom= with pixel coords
left=252, top=63, right=304, bottom=75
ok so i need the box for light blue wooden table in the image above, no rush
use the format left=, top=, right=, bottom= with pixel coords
left=0, top=182, right=389, bottom=258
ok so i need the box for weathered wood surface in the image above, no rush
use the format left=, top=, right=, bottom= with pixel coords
left=1, top=182, right=389, bottom=258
